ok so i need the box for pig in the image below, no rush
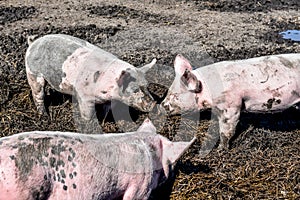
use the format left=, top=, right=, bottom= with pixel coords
left=0, top=118, right=196, bottom=200
left=162, top=54, right=300, bottom=149
left=25, top=34, right=156, bottom=120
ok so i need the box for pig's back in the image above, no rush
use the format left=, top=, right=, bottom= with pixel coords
left=25, top=34, right=99, bottom=89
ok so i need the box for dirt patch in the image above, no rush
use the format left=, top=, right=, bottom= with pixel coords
left=191, top=0, right=300, bottom=12
left=0, top=0, right=300, bottom=199
left=0, top=5, right=36, bottom=25
left=87, top=5, right=182, bottom=25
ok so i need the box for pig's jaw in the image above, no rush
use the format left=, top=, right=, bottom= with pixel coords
left=195, top=95, right=213, bottom=111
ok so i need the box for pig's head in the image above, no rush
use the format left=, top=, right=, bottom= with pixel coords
left=115, top=59, right=157, bottom=112
left=161, top=55, right=212, bottom=115
left=138, top=118, right=196, bottom=182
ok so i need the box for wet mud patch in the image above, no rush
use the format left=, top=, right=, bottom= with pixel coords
left=0, top=6, right=37, bottom=25
left=262, top=16, right=300, bottom=44
left=87, top=5, right=182, bottom=25
left=189, top=0, right=300, bottom=12
left=206, top=43, right=299, bottom=62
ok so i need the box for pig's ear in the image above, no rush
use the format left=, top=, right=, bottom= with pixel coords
left=161, top=137, right=196, bottom=178
left=174, top=54, right=193, bottom=75
left=140, top=58, right=157, bottom=74
left=117, top=69, right=135, bottom=88
left=181, top=70, right=202, bottom=93
left=137, top=118, right=157, bottom=133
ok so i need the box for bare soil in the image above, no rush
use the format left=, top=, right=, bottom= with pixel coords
left=0, top=0, right=300, bottom=199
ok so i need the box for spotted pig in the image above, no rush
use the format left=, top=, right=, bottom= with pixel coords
left=0, top=119, right=195, bottom=200
left=162, top=54, right=300, bottom=149
left=25, top=34, right=156, bottom=120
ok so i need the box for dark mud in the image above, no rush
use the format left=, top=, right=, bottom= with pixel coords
left=191, top=0, right=300, bottom=12
left=0, top=0, right=300, bottom=199
left=0, top=6, right=36, bottom=25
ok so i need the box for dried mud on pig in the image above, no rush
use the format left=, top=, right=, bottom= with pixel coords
left=1, top=0, right=300, bottom=199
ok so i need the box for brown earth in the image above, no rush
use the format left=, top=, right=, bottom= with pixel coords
left=0, top=0, right=300, bottom=199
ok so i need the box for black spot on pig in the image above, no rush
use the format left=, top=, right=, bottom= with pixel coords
left=263, top=98, right=274, bottom=109
left=72, top=183, right=77, bottom=189
left=262, top=98, right=281, bottom=109
left=69, top=148, right=76, bottom=157
left=69, top=173, right=73, bottom=179
left=68, top=155, right=73, bottom=162
left=9, top=155, right=15, bottom=160
left=41, top=160, right=49, bottom=167
left=60, top=169, right=66, bottom=178
left=63, top=185, right=68, bottom=191
left=51, top=144, right=66, bottom=155
left=49, top=157, right=56, bottom=168
left=57, top=160, right=65, bottom=167
left=93, top=71, right=101, bottom=82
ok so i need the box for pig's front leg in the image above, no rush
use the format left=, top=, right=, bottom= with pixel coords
left=78, top=100, right=96, bottom=120
left=26, top=72, right=47, bottom=115
left=216, top=106, right=241, bottom=150
left=122, top=185, right=149, bottom=200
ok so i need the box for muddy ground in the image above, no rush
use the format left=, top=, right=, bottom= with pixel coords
left=1, top=0, right=300, bottom=199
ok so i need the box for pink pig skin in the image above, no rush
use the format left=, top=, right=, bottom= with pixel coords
left=162, top=54, right=300, bottom=149
left=0, top=119, right=195, bottom=200
left=25, top=34, right=156, bottom=120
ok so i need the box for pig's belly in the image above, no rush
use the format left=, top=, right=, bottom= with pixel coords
left=244, top=97, right=300, bottom=113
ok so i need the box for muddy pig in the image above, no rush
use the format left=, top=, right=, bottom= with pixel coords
left=162, top=54, right=300, bottom=149
left=0, top=118, right=195, bottom=200
left=25, top=34, right=156, bottom=120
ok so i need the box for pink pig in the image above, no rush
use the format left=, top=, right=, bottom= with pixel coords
left=162, top=54, right=300, bottom=149
left=0, top=118, right=195, bottom=200
left=25, top=34, right=156, bottom=120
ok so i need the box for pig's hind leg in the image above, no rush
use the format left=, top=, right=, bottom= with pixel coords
left=27, top=72, right=47, bottom=115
